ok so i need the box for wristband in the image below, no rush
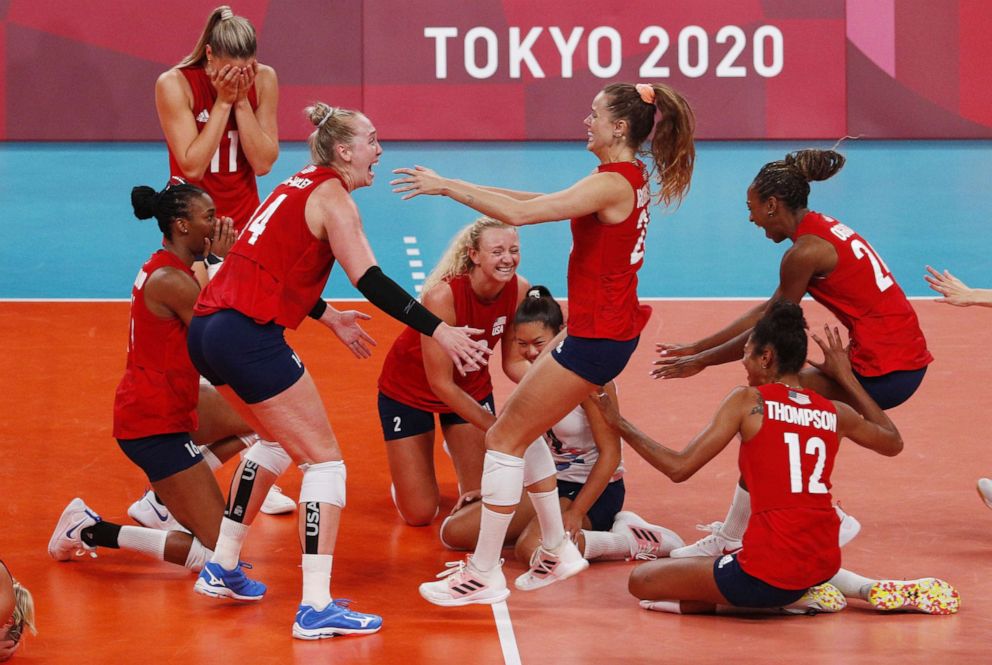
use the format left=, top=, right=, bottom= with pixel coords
left=356, top=266, right=442, bottom=336
left=308, top=299, right=328, bottom=320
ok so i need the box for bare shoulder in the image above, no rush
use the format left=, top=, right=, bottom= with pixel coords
left=422, top=281, right=455, bottom=314
left=155, top=68, right=191, bottom=102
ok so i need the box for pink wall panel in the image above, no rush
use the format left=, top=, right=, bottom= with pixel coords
left=1, top=0, right=988, bottom=140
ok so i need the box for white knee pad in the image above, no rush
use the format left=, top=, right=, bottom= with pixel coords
left=480, top=450, right=524, bottom=507
left=184, top=537, right=213, bottom=572
left=244, top=439, right=292, bottom=477
left=522, top=437, right=556, bottom=487
left=299, top=460, right=346, bottom=508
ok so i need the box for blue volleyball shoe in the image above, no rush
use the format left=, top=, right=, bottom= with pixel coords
left=292, top=600, right=383, bottom=639
left=194, top=561, right=266, bottom=601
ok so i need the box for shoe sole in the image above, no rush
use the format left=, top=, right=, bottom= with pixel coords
left=514, top=557, right=589, bottom=591
left=868, top=579, right=960, bottom=615
left=292, top=624, right=382, bottom=639
left=194, top=579, right=265, bottom=602
left=418, top=585, right=510, bottom=607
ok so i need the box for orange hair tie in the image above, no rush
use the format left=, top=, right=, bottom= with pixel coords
left=635, top=83, right=656, bottom=105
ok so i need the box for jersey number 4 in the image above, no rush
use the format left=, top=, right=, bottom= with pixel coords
left=783, top=432, right=828, bottom=494
left=244, top=194, right=288, bottom=245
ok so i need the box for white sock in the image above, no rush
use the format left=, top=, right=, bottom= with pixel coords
left=184, top=538, right=213, bottom=572
left=118, top=526, right=168, bottom=560
left=211, top=517, right=249, bottom=569
left=582, top=530, right=631, bottom=561
left=721, top=485, right=751, bottom=541
left=473, top=506, right=514, bottom=572
left=301, top=554, right=333, bottom=610
left=198, top=445, right=223, bottom=472
left=828, top=568, right=877, bottom=600
left=529, top=488, right=565, bottom=550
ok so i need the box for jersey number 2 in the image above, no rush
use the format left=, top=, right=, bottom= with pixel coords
left=783, top=432, right=828, bottom=494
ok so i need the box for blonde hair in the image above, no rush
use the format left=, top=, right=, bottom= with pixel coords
left=4, top=579, right=36, bottom=645
left=422, top=217, right=515, bottom=294
left=178, top=6, right=257, bottom=68
left=304, top=102, right=363, bottom=167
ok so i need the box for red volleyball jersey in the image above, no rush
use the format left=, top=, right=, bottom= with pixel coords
left=566, top=161, right=652, bottom=340
left=113, top=250, right=199, bottom=439
left=378, top=274, right=519, bottom=412
left=167, top=66, right=260, bottom=230
left=195, top=165, right=339, bottom=329
left=795, top=211, right=932, bottom=376
left=736, top=384, right=841, bottom=589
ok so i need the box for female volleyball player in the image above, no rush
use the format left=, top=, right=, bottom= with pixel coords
left=49, top=184, right=257, bottom=573
left=156, top=5, right=278, bottom=232
left=598, top=301, right=958, bottom=616
left=378, top=217, right=530, bottom=526
left=393, top=82, right=697, bottom=605
left=440, top=287, right=685, bottom=566
left=186, top=102, right=491, bottom=639
left=652, top=149, right=932, bottom=558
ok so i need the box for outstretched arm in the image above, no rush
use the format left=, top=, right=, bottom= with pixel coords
left=653, top=236, right=827, bottom=379
left=307, top=182, right=491, bottom=374
left=595, top=387, right=745, bottom=482
left=925, top=265, right=992, bottom=308
left=391, top=165, right=629, bottom=227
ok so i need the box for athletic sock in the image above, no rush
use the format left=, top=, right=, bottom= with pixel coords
left=472, top=450, right=524, bottom=571
left=473, top=506, right=514, bottom=572
left=301, top=554, right=333, bottom=610
left=211, top=517, right=249, bottom=569
left=117, top=526, right=168, bottom=560
left=828, top=568, right=877, bottom=600
left=721, top=485, right=751, bottom=541
left=529, top=488, right=565, bottom=550
left=582, top=530, right=631, bottom=561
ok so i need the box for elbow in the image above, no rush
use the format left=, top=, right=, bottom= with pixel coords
left=669, top=468, right=693, bottom=483
left=251, top=152, right=278, bottom=176
left=884, top=436, right=904, bottom=457
left=180, top=163, right=207, bottom=182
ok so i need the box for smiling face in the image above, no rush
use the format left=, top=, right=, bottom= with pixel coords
left=746, top=186, right=790, bottom=244
left=584, top=91, right=620, bottom=156
left=514, top=320, right=557, bottom=362
left=339, top=114, right=382, bottom=190
left=469, top=227, right=520, bottom=284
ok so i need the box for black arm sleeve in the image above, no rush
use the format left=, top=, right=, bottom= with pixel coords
left=307, top=298, right=328, bottom=320
left=356, top=266, right=442, bottom=337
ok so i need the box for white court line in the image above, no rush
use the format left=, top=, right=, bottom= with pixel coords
left=491, top=601, right=522, bottom=665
